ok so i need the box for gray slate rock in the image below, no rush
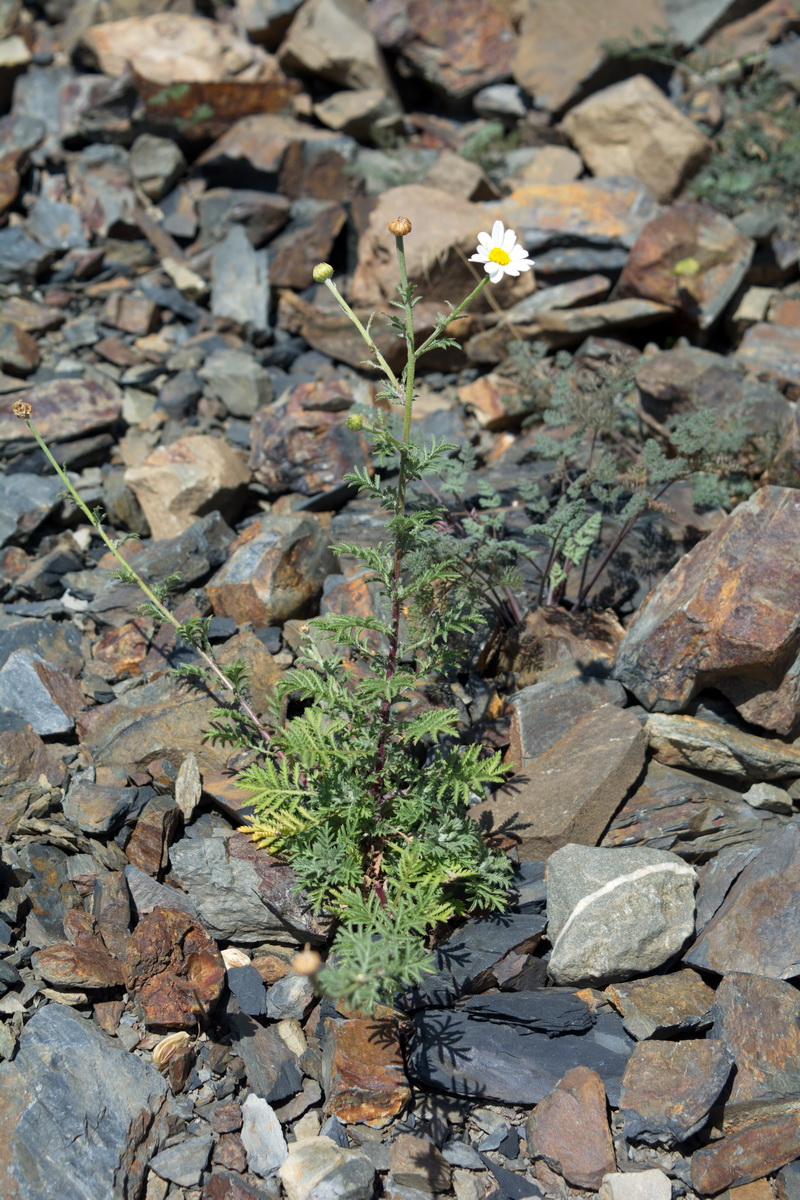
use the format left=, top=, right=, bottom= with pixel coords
left=241, top=1094, right=288, bottom=1177
left=0, top=225, right=55, bottom=283
left=227, top=964, right=268, bottom=1017
left=63, top=779, right=152, bottom=835
left=170, top=836, right=299, bottom=943
left=226, top=1006, right=304, bottom=1104
left=148, top=1135, right=213, bottom=1187
left=547, top=844, right=696, bottom=986
left=507, top=664, right=627, bottom=764
left=266, top=972, right=316, bottom=1021
left=0, top=473, right=62, bottom=548
left=0, top=1004, right=172, bottom=1200
left=408, top=1008, right=634, bottom=1106
left=280, top=1138, right=376, bottom=1200
left=212, top=224, right=270, bottom=334
left=460, top=990, right=593, bottom=1035
left=0, top=650, right=79, bottom=735
left=124, top=864, right=199, bottom=919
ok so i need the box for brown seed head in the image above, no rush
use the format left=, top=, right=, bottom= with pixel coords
left=388, top=217, right=412, bottom=237
left=292, top=945, right=322, bottom=976
left=12, top=400, right=32, bottom=419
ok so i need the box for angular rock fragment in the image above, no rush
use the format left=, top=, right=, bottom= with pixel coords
left=226, top=1008, right=303, bottom=1104
left=211, top=224, right=270, bottom=334
left=645, top=713, right=800, bottom=781
left=389, top=1135, right=450, bottom=1194
left=322, top=1016, right=411, bottom=1127
left=691, top=1114, right=800, bottom=1195
left=562, top=75, right=710, bottom=202
left=619, top=201, right=755, bottom=329
left=615, top=486, right=800, bottom=734
left=125, top=434, right=250, bottom=540
left=712, top=973, right=800, bottom=1105
left=605, top=969, right=715, bottom=1040
left=280, top=1138, right=376, bottom=1200
left=124, top=906, right=225, bottom=1029
left=526, top=1067, right=615, bottom=1190
left=620, top=1038, right=734, bottom=1144
left=469, top=705, right=647, bottom=862
left=241, top=1094, right=287, bottom=1177
left=546, top=844, right=696, bottom=986
left=206, top=512, right=337, bottom=626
left=0, top=650, right=84, bottom=735
left=280, top=0, right=395, bottom=93
left=737, top=322, right=800, bottom=391
left=685, top=820, right=800, bottom=978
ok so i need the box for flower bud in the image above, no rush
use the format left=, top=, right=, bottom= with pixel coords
left=12, top=400, right=32, bottom=419
left=312, top=262, right=334, bottom=283
left=388, top=217, right=412, bottom=237
left=345, top=413, right=363, bottom=431
left=292, top=945, right=322, bottom=976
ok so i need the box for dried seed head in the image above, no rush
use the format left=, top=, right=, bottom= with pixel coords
left=292, top=945, right=322, bottom=976
left=12, top=400, right=32, bottom=419
left=312, top=262, right=334, bottom=283
left=152, top=1030, right=191, bottom=1068
left=388, top=217, right=412, bottom=237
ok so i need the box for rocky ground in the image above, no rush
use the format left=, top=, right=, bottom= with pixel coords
left=1, top=0, right=800, bottom=1199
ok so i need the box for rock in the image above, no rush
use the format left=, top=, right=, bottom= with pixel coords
left=503, top=145, right=584, bottom=187
left=129, top=134, right=186, bottom=202
left=101, top=291, right=158, bottom=337
left=227, top=836, right=332, bottom=943
left=369, top=0, right=515, bottom=99
left=0, top=319, right=39, bottom=375
left=80, top=12, right=277, bottom=84
left=614, top=487, right=800, bottom=735
left=206, top=512, right=337, bottom=626
left=684, top=820, right=800, bottom=978
left=75, top=674, right=231, bottom=773
left=266, top=973, right=315, bottom=1021
left=469, top=705, right=647, bottom=861
left=665, top=0, right=760, bottom=46
left=14, top=842, right=79, bottom=947
left=0, top=474, right=62, bottom=548
left=124, top=435, right=250, bottom=539
left=737, top=323, right=800, bottom=391
left=546, top=844, right=696, bottom=986
left=211, top=224, right=270, bottom=335
left=620, top=1038, right=733, bottom=1143
left=63, top=778, right=151, bottom=836
left=531, top=298, right=673, bottom=348
left=712, top=973, right=800, bottom=1106
left=0, top=377, right=122, bottom=451
left=226, top=1009, right=304, bottom=1104
left=599, top=1170, right=671, bottom=1200
left=124, top=906, right=225, bottom=1028
left=605, top=969, right=715, bottom=1040
left=691, top=1114, right=800, bottom=1195
left=92, top=872, right=132, bottom=961
left=351, top=185, right=533, bottom=310
left=199, top=348, right=274, bottom=418
left=390, top=1136, right=450, bottom=1194
left=269, top=200, right=347, bottom=290
left=322, top=1015, right=411, bottom=1127
left=562, top=75, right=711, bottom=202
left=645, top=713, right=800, bottom=781
left=619, top=201, right=755, bottom=330
left=238, top=0, right=304, bottom=47
left=280, top=0, right=394, bottom=94
left=125, top=794, right=182, bottom=878
left=279, top=1137, right=376, bottom=1200
left=149, top=1137, right=213, bottom=1188
left=248, top=382, right=370, bottom=497
left=742, top=782, right=794, bottom=814
left=409, top=1006, right=635, bottom=1106
left=0, top=649, right=84, bottom=735
left=0, top=1004, right=172, bottom=1200
left=228, top=964, right=268, bottom=1017
left=314, top=88, right=400, bottom=139
left=512, top=0, right=668, bottom=112
left=603, top=756, right=783, bottom=860
left=0, top=225, right=55, bottom=284
left=526, top=1067, right=615, bottom=1190
left=241, top=1094, right=287, bottom=1177
left=197, top=113, right=346, bottom=194
left=169, top=835, right=307, bottom=944
left=32, top=935, right=126, bottom=989
left=500, top=177, right=662, bottom=276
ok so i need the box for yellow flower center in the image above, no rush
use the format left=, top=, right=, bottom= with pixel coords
left=488, top=247, right=511, bottom=266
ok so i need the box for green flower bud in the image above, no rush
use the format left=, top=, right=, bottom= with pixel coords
left=345, top=413, right=363, bottom=431
left=312, top=262, right=334, bottom=283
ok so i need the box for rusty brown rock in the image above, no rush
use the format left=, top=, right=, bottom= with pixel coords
left=389, top=1134, right=451, bottom=1193
left=469, top=705, right=646, bottom=861
left=206, top=512, right=337, bottom=626
left=0, top=377, right=122, bottom=446
left=645, top=713, right=800, bottom=781
left=32, top=936, right=125, bottom=989
left=713, top=973, right=800, bottom=1105
left=101, top=291, right=158, bottom=336
left=92, top=620, right=151, bottom=679
left=93, top=871, right=132, bottom=961
left=0, top=319, right=40, bottom=376
left=322, top=1015, right=411, bottom=1126
left=526, top=1067, right=615, bottom=1190
left=605, top=969, right=715, bottom=1040
left=369, top=0, right=516, bottom=99
left=620, top=1039, right=734, bottom=1144
left=269, top=202, right=347, bottom=290
left=619, top=201, right=754, bottom=330
left=124, top=906, right=225, bottom=1029
left=737, top=323, right=800, bottom=393
left=196, top=114, right=343, bottom=187
left=124, top=796, right=182, bottom=879
left=248, top=382, right=371, bottom=496
left=512, top=0, right=668, bottom=112
left=562, top=75, right=711, bottom=203
left=614, top=487, right=800, bottom=736
left=685, top=822, right=800, bottom=979
left=703, top=0, right=800, bottom=61
left=691, top=1114, right=800, bottom=1195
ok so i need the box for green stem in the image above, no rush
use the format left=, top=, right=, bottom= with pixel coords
left=323, top=278, right=402, bottom=396
left=24, top=417, right=272, bottom=745
left=414, top=275, right=490, bottom=360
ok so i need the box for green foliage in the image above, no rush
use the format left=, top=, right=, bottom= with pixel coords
left=459, top=120, right=521, bottom=173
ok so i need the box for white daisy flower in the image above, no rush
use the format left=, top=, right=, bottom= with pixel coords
left=470, top=219, right=534, bottom=284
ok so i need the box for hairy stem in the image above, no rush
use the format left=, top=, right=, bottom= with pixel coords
left=23, top=416, right=272, bottom=746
